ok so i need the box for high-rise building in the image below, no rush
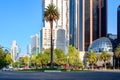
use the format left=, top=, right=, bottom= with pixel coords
left=41, top=27, right=54, bottom=49
left=27, top=44, right=31, bottom=55
left=41, top=0, right=69, bottom=53
left=30, top=33, right=40, bottom=56
left=55, top=27, right=66, bottom=53
left=10, top=40, right=20, bottom=62
left=40, top=27, right=66, bottom=53
left=69, top=0, right=77, bottom=48
left=69, top=0, right=107, bottom=52
left=43, top=0, right=69, bottom=32
left=42, top=0, right=45, bottom=27
left=117, top=5, right=120, bottom=43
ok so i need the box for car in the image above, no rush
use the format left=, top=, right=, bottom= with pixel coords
left=18, top=68, right=23, bottom=70
left=2, top=67, right=14, bottom=71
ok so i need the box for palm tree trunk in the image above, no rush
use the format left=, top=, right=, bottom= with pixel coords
left=50, top=21, right=54, bottom=68
left=104, top=61, right=106, bottom=70
left=92, top=64, right=94, bottom=70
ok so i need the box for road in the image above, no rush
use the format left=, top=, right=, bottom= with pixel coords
left=0, top=70, right=120, bottom=80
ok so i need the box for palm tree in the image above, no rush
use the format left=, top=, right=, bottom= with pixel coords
left=87, top=50, right=97, bottom=70
left=115, top=44, right=120, bottom=69
left=99, top=51, right=111, bottom=70
left=44, top=3, right=59, bottom=68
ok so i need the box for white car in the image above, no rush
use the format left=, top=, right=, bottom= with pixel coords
left=2, top=67, right=14, bottom=71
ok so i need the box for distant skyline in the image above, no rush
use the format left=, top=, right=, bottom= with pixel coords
left=0, top=0, right=120, bottom=55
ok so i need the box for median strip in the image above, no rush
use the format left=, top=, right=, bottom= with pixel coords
left=44, top=70, right=61, bottom=72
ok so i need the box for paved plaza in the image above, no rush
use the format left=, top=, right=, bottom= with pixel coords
left=0, top=70, right=120, bottom=80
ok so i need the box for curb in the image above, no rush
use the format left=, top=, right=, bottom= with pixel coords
left=44, top=70, right=61, bottom=72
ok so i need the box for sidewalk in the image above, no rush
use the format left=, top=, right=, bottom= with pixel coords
left=94, top=69, right=120, bottom=72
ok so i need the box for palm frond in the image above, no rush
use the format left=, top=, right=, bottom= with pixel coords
left=44, top=3, right=59, bottom=22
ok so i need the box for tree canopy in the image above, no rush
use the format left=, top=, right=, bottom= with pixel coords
left=99, top=51, right=111, bottom=69
left=54, top=49, right=66, bottom=66
left=0, top=47, right=13, bottom=69
left=44, top=3, right=59, bottom=22
left=115, top=44, right=120, bottom=58
left=67, top=45, right=83, bottom=69
left=87, top=50, right=97, bottom=70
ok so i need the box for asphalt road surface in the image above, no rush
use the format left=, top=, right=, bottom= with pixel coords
left=0, top=70, right=120, bottom=80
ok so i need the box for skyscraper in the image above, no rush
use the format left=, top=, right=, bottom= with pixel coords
left=41, top=27, right=54, bottom=49
left=30, top=33, right=40, bottom=56
left=27, top=44, right=31, bottom=55
left=11, top=40, right=20, bottom=62
left=69, top=0, right=107, bottom=52
left=69, top=0, right=77, bottom=48
left=117, top=5, right=120, bottom=43
left=40, top=27, right=66, bottom=53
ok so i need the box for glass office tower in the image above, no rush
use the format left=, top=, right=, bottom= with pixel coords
left=69, top=0, right=77, bottom=48
left=69, top=0, right=107, bottom=51
left=117, top=5, right=120, bottom=43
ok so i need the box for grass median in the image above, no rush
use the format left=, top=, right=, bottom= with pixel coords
left=17, top=68, right=91, bottom=72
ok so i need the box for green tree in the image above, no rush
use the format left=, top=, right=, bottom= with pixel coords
left=43, top=48, right=51, bottom=56
left=115, top=45, right=120, bottom=57
left=36, top=54, right=42, bottom=68
left=74, top=56, right=84, bottom=69
left=5, top=53, right=13, bottom=66
left=23, top=55, right=30, bottom=67
left=87, top=50, right=97, bottom=70
left=13, top=62, right=20, bottom=68
left=67, top=45, right=77, bottom=68
left=31, top=54, right=36, bottom=68
left=44, top=3, right=59, bottom=68
left=41, top=53, right=49, bottom=68
left=99, top=51, right=111, bottom=69
left=0, top=46, right=13, bottom=68
left=18, top=58, right=24, bottom=67
left=54, top=49, right=66, bottom=67
left=0, top=47, right=5, bottom=68
left=114, top=44, right=120, bottom=69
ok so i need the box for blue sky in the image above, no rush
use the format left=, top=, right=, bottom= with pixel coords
left=0, top=0, right=42, bottom=55
left=108, top=0, right=120, bottom=34
left=0, top=0, right=120, bottom=55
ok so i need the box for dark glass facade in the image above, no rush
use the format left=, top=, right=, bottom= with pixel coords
left=42, top=0, right=45, bottom=27
left=69, top=0, right=77, bottom=47
left=97, top=0, right=107, bottom=38
left=69, top=0, right=107, bottom=51
left=117, top=5, right=120, bottom=43
left=79, top=0, right=83, bottom=51
left=84, top=0, right=90, bottom=51
left=92, top=0, right=98, bottom=40
left=40, top=0, right=45, bottom=53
